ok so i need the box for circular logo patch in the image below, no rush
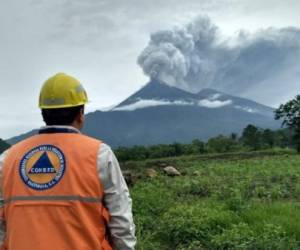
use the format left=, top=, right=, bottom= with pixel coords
left=20, top=145, right=66, bottom=190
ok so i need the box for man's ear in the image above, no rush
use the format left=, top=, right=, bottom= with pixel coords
left=78, top=107, right=85, bottom=124
left=74, top=107, right=85, bottom=129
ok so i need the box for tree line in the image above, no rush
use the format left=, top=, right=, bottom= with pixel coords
left=114, top=125, right=294, bottom=161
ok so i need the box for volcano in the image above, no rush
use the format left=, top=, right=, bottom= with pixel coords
left=7, top=80, right=280, bottom=147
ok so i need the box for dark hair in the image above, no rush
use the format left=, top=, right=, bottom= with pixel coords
left=42, top=105, right=84, bottom=126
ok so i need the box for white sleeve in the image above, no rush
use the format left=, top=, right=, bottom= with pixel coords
left=0, top=150, right=9, bottom=245
left=97, top=143, right=136, bottom=250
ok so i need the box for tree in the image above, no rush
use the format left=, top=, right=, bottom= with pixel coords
left=241, top=124, right=262, bottom=150
left=262, top=129, right=275, bottom=148
left=273, top=129, right=293, bottom=148
left=230, top=133, right=238, bottom=142
left=171, top=142, right=184, bottom=156
left=275, top=95, right=300, bottom=152
left=191, top=139, right=205, bottom=154
left=207, top=135, right=238, bottom=153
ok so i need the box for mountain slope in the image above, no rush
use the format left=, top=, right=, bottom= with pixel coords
left=83, top=81, right=280, bottom=147
left=116, top=80, right=196, bottom=107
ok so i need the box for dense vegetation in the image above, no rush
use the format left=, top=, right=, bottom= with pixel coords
left=275, top=95, right=300, bottom=152
left=126, top=150, right=300, bottom=249
left=115, top=125, right=293, bottom=161
left=0, top=139, right=10, bottom=154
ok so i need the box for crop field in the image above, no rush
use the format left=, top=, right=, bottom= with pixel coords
left=124, top=150, right=300, bottom=249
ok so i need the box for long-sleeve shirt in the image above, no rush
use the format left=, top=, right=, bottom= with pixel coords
left=0, top=126, right=136, bottom=250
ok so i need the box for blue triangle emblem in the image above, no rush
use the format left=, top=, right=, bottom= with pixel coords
left=28, top=152, right=57, bottom=174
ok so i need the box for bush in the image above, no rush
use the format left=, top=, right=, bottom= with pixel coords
left=207, top=135, right=239, bottom=153
left=176, top=241, right=205, bottom=250
left=212, top=223, right=255, bottom=249
left=159, top=203, right=239, bottom=248
left=212, top=223, right=298, bottom=249
left=180, top=179, right=212, bottom=198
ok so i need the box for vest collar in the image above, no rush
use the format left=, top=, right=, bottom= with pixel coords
left=39, top=126, right=81, bottom=134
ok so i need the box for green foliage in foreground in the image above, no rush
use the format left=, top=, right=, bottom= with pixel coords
left=129, top=152, right=300, bottom=249
left=0, top=139, right=10, bottom=154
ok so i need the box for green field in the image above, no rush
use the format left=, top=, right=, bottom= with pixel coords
left=124, top=150, right=300, bottom=249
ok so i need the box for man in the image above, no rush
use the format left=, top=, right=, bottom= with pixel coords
left=0, top=73, right=136, bottom=250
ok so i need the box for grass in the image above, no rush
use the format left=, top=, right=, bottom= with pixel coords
left=125, top=150, right=300, bottom=249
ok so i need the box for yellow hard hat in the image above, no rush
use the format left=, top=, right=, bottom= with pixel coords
left=39, top=73, right=88, bottom=109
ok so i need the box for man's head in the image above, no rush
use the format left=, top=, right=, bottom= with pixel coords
left=39, top=73, right=88, bottom=130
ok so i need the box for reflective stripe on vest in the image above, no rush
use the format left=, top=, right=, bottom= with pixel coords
left=3, top=195, right=102, bottom=204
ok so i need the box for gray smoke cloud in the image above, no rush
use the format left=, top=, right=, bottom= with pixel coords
left=137, top=16, right=300, bottom=97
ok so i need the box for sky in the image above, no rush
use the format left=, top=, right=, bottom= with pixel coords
left=1, top=0, right=300, bottom=139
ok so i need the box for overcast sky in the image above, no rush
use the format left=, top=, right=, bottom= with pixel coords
left=1, top=0, right=300, bottom=139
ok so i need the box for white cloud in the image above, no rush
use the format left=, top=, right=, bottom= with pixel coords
left=112, top=99, right=192, bottom=111
left=234, top=105, right=257, bottom=113
left=198, top=99, right=232, bottom=108
left=209, top=93, right=222, bottom=100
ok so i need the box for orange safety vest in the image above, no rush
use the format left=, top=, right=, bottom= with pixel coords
left=1, top=128, right=113, bottom=250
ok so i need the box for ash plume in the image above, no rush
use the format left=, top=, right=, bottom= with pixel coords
left=137, top=16, right=300, bottom=98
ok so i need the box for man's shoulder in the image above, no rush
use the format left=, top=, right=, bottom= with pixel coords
left=99, top=142, right=111, bottom=150
left=97, top=142, right=113, bottom=157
